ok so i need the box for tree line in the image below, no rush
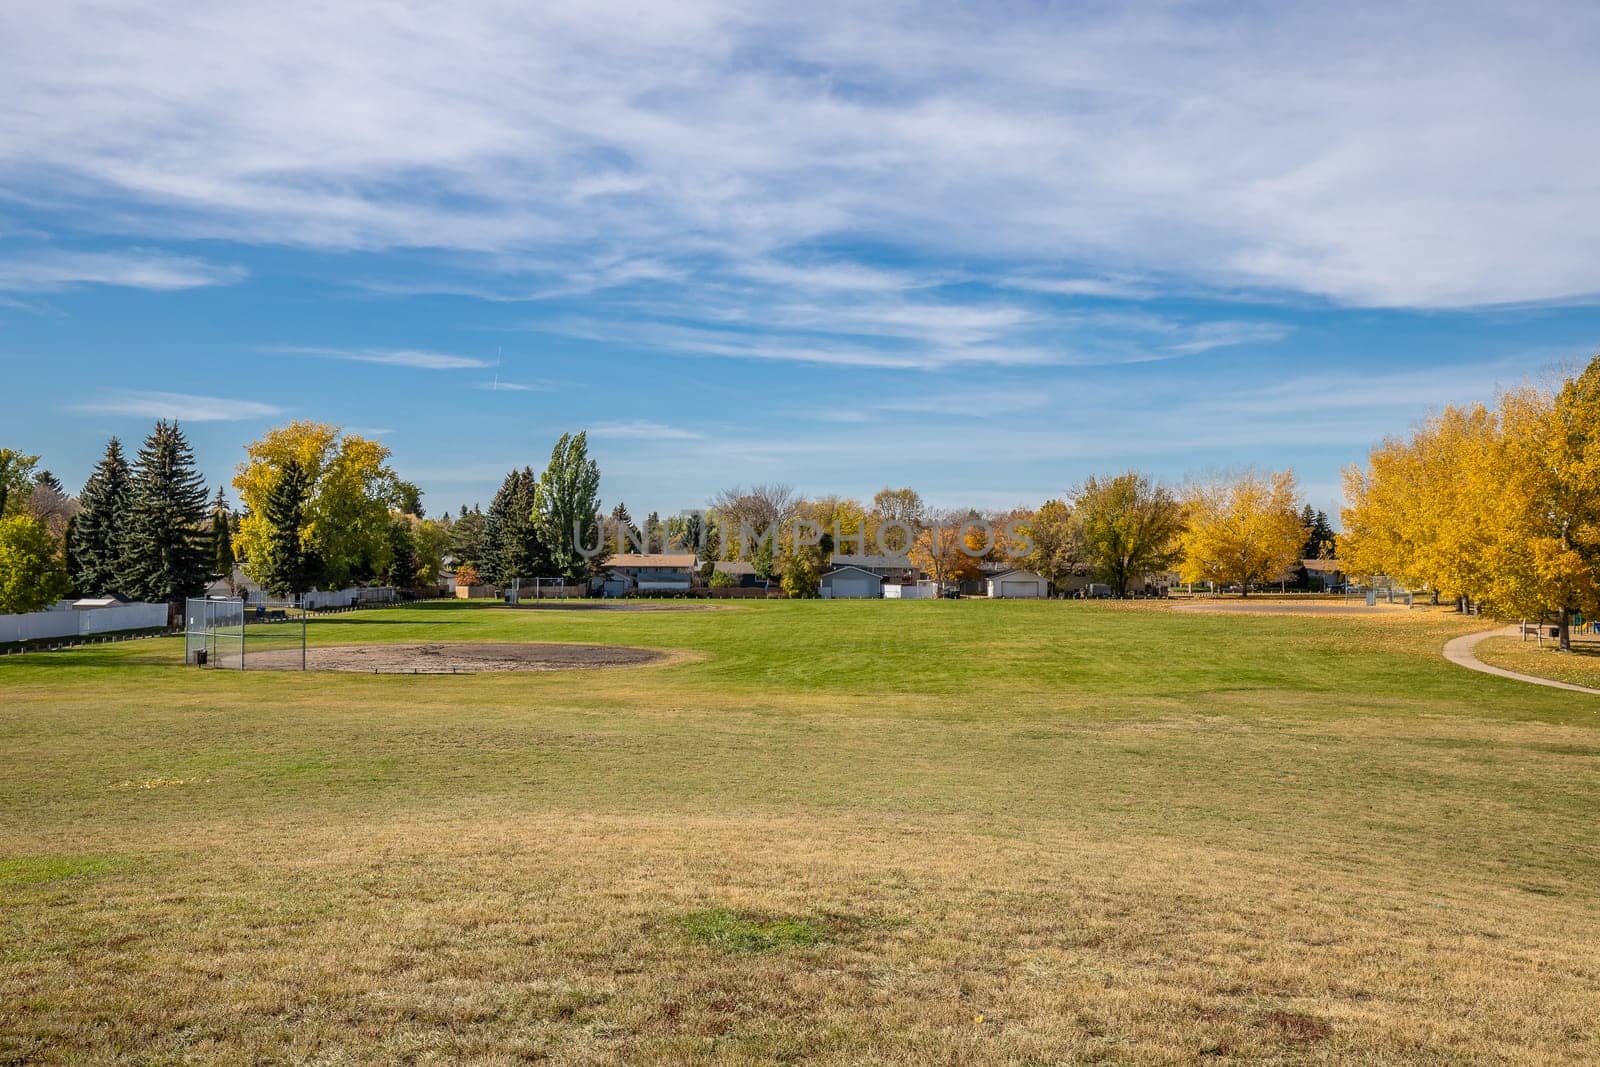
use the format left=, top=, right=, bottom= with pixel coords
left=1342, top=352, right=1600, bottom=649
left=5, top=415, right=1342, bottom=612
left=1, top=423, right=216, bottom=613
left=0, top=419, right=453, bottom=612
left=534, top=473, right=1331, bottom=601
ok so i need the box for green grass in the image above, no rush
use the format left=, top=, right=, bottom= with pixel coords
left=0, top=855, right=114, bottom=894
left=2, top=600, right=1598, bottom=1063
left=1476, top=634, right=1600, bottom=689
left=675, top=909, right=828, bottom=953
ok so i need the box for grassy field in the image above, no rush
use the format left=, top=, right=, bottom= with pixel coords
left=2, top=600, right=1598, bottom=1063
left=1476, top=634, right=1600, bottom=689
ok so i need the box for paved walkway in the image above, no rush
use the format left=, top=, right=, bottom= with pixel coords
left=1441, top=626, right=1600, bottom=695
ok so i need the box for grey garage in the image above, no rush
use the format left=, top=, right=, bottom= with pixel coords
left=820, top=565, right=886, bottom=599
left=986, top=568, right=1050, bottom=598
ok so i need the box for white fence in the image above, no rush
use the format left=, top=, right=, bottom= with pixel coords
left=884, top=582, right=939, bottom=600
left=244, top=586, right=397, bottom=610
left=0, top=601, right=169, bottom=644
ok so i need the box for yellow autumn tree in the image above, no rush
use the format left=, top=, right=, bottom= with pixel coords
left=911, top=509, right=983, bottom=588
left=1476, top=379, right=1600, bottom=647
left=234, top=421, right=398, bottom=591
left=1340, top=403, right=1497, bottom=604
left=1341, top=353, right=1600, bottom=647
left=1178, top=470, right=1306, bottom=596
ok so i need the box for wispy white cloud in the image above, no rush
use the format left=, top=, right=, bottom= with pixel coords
left=472, top=379, right=547, bottom=392
left=3, top=4, right=1598, bottom=308
left=540, top=316, right=1057, bottom=370
left=1165, top=321, right=1292, bottom=355
left=1001, top=276, right=1149, bottom=300
left=0, top=249, right=245, bottom=292
left=590, top=420, right=703, bottom=441
left=269, top=346, right=491, bottom=370
left=72, top=391, right=283, bottom=422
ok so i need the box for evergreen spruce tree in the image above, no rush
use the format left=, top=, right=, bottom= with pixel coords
left=482, top=469, right=548, bottom=586
left=257, top=459, right=317, bottom=598
left=69, top=437, right=135, bottom=597
left=1301, top=509, right=1336, bottom=559
left=481, top=472, right=516, bottom=585
left=495, top=468, right=539, bottom=583
left=124, top=421, right=210, bottom=604
left=1314, top=511, right=1337, bottom=557
left=449, top=505, right=487, bottom=570
left=34, top=470, right=64, bottom=494
left=644, top=510, right=663, bottom=554
left=210, top=487, right=234, bottom=581
left=611, top=501, right=640, bottom=552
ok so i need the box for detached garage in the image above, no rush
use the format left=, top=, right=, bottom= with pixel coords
left=821, top=565, right=886, bottom=599
left=987, top=569, right=1049, bottom=598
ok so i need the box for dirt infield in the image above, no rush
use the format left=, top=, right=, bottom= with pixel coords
left=244, top=642, right=667, bottom=673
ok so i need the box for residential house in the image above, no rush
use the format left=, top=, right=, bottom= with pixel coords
left=599, top=553, right=698, bottom=596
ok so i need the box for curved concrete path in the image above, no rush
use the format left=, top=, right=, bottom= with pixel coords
left=1442, top=626, right=1600, bottom=695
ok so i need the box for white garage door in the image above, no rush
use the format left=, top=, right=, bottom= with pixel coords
left=1000, top=580, right=1041, bottom=598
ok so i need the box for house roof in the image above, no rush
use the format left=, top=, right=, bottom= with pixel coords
left=713, top=560, right=757, bottom=575
left=989, top=569, right=1046, bottom=582
left=603, top=553, right=698, bottom=569
left=1301, top=558, right=1342, bottom=573
left=830, top=553, right=914, bottom=569
left=822, top=565, right=886, bottom=581
left=206, top=565, right=262, bottom=595
left=71, top=595, right=129, bottom=608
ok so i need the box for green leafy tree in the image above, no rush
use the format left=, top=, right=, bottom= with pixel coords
left=0, top=513, right=70, bottom=612
left=1017, top=499, right=1085, bottom=588
left=124, top=421, right=210, bottom=604
left=668, top=511, right=719, bottom=581
left=1075, top=471, right=1184, bottom=597
left=752, top=536, right=776, bottom=582
left=412, top=517, right=451, bottom=586
left=256, top=459, right=317, bottom=598
left=533, top=432, right=601, bottom=582
left=234, top=422, right=396, bottom=591
left=0, top=448, right=40, bottom=516
left=69, top=438, right=134, bottom=597
left=389, top=479, right=425, bottom=518
left=780, top=547, right=821, bottom=597
left=383, top=515, right=421, bottom=589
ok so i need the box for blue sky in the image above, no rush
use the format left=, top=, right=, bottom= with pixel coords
left=3, top=2, right=1599, bottom=520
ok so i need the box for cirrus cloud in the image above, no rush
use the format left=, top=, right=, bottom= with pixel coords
left=2, top=3, right=1598, bottom=309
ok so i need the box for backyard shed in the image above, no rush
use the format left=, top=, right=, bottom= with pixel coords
left=986, top=569, right=1049, bottom=598
left=821, top=565, right=886, bottom=599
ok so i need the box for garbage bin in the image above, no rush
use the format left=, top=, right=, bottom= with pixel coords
left=195, top=649, right=208, bottom=667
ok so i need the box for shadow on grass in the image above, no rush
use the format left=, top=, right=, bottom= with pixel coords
left=309, top=618, right=466, bottom=626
